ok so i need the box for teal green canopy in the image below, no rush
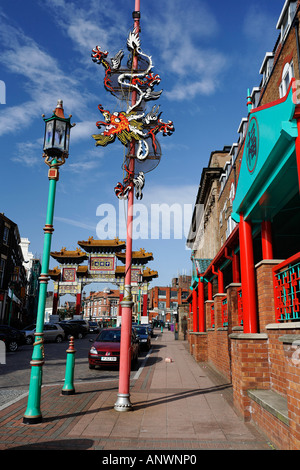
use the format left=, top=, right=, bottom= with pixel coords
left=232, top=80, right=299, bottom=223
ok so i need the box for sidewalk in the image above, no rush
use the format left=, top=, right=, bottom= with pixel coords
left=0, top=329, right=273, bottom=451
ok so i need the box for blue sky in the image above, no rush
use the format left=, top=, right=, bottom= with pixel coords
left=0, top=0, right=285, bottom=296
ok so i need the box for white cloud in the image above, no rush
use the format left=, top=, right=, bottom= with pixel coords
left=39, top=0, right=227, bottom=103
left=40, top=0, right=128, bottom=53
left=0, top=9, right=91, bottom=139
left=243, top=5, right=278, bottom=44
left=0, top=101, right=37, bottom=136
left=144, top=183, right=197, bottom=206
left=54, top=216, right=96, bottom=231
left=165, top=79, right=215, bottom=101
left=67, top=156, right=103, bottom=174
left=11, top=138, right=43, bottom=167
left=143, top=0, right=227, bottom=101
left=70, top=120, right=98, bottom=142
left=137, top=183, right=197, bottom=239
left=67, top=19, right=110, bottom=51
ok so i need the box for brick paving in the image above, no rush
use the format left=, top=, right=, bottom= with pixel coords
left=0, top=330, right=274, bottom=451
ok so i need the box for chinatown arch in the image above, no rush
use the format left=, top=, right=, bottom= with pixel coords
left=49, top=237, right=158, bottom=325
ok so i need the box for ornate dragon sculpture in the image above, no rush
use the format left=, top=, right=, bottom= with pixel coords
left=91, top=27, right=174, bottom=199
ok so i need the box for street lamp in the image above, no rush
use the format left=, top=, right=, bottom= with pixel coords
left=23, top=100, right=74, bottom=425
left=43, top=99, right=72, bottom=164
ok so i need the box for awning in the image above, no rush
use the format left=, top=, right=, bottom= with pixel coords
left=232, top=79, right=299, bottom=223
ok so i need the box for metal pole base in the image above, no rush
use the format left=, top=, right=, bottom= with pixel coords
left=23, top=415, right=42, bottom=425
left=61, top=389, right=75, bottom=395
left=114, top=393, right=133, bottom=412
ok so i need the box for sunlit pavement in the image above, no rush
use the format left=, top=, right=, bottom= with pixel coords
left=0, top=329, right=273, bottom=451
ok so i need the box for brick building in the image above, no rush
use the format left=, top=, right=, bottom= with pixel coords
left=148, top=275, right=190, bottom=323
left=187, top=0, right=300, bottom=450
left=83, top=288, right=120, bottom=325
left=0, top=213, right=27, bottom=326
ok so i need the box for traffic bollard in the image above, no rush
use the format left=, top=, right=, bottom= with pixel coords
left=61, top=336, right=76, bottom=395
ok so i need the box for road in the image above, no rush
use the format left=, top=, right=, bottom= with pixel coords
left=0, top=332, right=153, bottom=409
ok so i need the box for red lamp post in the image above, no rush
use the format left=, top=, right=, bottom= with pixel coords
left=114, top=0, right=140, bottom=413
left=91, top=0, right=174, bottom=411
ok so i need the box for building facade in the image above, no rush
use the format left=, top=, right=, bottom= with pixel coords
left=148, top=275, right=190, bottom=323
left=83, top=288, right=120, bottom=325
left=187, top=0, right=300, bottom=450
left=0, top=213, right=27, bottom=326
left=20, top=238, right=41, bottom=324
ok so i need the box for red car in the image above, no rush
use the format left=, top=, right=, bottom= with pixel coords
left=88, top=327, right=139, bottom=369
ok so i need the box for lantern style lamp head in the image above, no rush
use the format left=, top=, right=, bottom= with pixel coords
left=43, top=100, right=74, bottom=166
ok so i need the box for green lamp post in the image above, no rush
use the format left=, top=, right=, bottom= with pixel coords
left=23, top=100, right=74, bottom=425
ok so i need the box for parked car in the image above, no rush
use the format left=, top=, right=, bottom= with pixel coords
left=0, top=332, right=6, bottom=351
left=134, top=325, right=151, bottom=351
left=145, top=323, right=154, bottom=337
left=67, top=319, right=89, bottom=334
left=88, top=321, right=100, bottom=333
left=21, top=323, right=65, bottom=344
left=58, top=321, right=87, bottom=339
left=88, top=327, right=139, bottom=369
left=0, top=325, right=26, bottom=352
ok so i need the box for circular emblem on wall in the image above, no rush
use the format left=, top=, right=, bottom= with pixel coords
left=246, top=116, right=259, bottom=174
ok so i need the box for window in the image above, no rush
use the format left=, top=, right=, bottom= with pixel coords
left=3, top=226, right=9, bottom=244
left=238, top=118, right=248, bottom=142
left=224, top=161, right=231, bottom=178
left=260, top=53, right=274, bottom=86
left=219, top=211, right=223, bottom=227
left=219, top=174, right=226, bottom=194
left=158, top=301, right=166, bottom=310
left=279, top=61, right=294, bottom=98
left=229, top=183, right=235, bottom=204
left=0, top=258, right=5, bottom=288
left=226, top=216, right=237, bottom=239
left=230, top=144, right=238, bottom=164
left=44, top=324, right=57, bottom=330
left=251, top=87, right=261, bottom=109
left=158, top=289, right=166, bottom=298
left=277, top=0, right=297, bottom=42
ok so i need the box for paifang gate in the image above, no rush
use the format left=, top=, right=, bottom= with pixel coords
left=49, top=237, right=158, bottom=325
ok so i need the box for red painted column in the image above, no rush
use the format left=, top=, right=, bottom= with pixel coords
left=188, top=300, right=191, bottom=329
left=261, top=220, right=273, bottom=259
left=198, top=278, right=205, bottom=332
left=118, top=173, right=134, bottom=401
left=52, top=292, right=59, bottom=316
left=232, top=251, right=240, bottom=283
left=207, top=281, right=213, bottom=301
left=76, top=293, right=81, bottom=316
left=119, top=293, right=124, bottom=316
left=142, top=294, right=148, bottom=316
left=219, top=270, right=224, bottom=293
left=212, top=265, right=224, bottom=293
left=192, top=287, right=198, bottom=332
left=239, top=213, right=258, bottom=333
